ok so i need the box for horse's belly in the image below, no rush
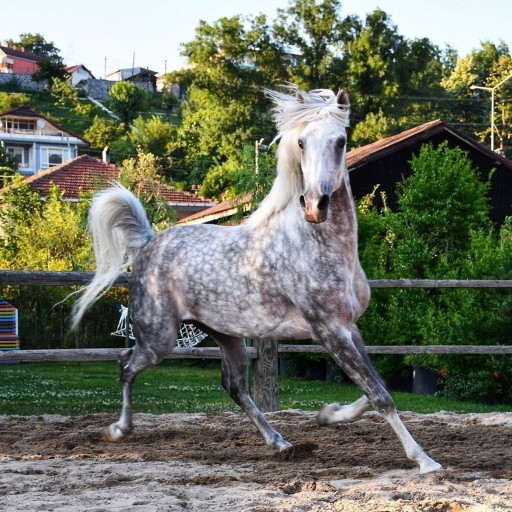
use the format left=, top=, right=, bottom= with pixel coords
left=185, top=300, right=311, bottom=341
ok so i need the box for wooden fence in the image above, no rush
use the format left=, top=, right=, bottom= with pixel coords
left=1, top=271, right=512, bottom=411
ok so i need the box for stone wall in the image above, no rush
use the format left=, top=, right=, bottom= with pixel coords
left=0, top=73, right=48, bottom=92
left=85, top=79, right=153, bottom=101
left=0, top=74, right=154, bottom=100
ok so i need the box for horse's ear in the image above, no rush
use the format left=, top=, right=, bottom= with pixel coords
left=337, top=87, right=349, bottom=108
left=296, top=89, right=307, bottom=103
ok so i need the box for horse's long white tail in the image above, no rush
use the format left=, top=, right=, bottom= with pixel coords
left=71, top=183, right=154, bottom=330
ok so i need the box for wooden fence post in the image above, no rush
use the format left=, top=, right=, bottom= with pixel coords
left=253, top=339, right=279, bottom=412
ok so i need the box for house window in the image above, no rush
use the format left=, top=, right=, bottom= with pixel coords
left=40, top=147, right=70, bottom=168
left=6, top=146, right=25, bottom=167
left=5, top=117, right=36, bottom=131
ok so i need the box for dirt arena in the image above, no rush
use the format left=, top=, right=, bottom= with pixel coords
left=0, top=410, right=511, bottom=511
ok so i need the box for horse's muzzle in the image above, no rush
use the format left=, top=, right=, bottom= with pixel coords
left=300, top=193, right=330, bottom=223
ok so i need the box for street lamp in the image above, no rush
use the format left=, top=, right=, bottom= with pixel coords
left=470, top=72, right=512, bottom=152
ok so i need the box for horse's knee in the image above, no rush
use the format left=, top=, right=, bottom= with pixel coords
left=372, top=391, right=396, bottom=415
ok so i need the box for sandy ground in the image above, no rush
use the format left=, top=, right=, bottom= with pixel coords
left=0, top=409, right=511, bottom=511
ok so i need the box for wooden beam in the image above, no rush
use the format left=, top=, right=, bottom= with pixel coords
left=1, top=271, right=512, bottom=289
left=0, top=270, right=131, bottom=287
left=278, top=344, right=512, bottom=355
left=370, top=279, right=512, bottom=288
left=0, top=346, right=258, bottom=363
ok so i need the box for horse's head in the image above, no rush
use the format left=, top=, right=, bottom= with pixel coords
left=246, top=87, right=350, bottom=231
left=296, top=88, right=350, bottom=223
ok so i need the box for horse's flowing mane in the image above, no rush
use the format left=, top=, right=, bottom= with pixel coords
left=244, top=88, right=350, bottom=230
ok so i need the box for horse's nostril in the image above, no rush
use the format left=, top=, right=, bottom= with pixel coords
left=299, top=195, right=306, bottom=211
left=318, top=194, right=330, bottom=212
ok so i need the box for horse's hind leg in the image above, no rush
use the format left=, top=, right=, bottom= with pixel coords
left=103, top=307, right=178, bottom=442
left=212, top=331, right=292, bottom=451
left=318, top=325, right=378, bottom=425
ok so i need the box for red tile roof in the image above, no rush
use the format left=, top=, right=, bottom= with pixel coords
left=65, top=64, right=95, bottom=78
left=0, top=45, right=44, bottom=63
left=0, top=155, right=118, bottom=198
left=0, top=154, right=217, bottom=207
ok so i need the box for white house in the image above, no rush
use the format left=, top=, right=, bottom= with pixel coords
left=0, top=106, right=89, bottom=175
left=65, top=64, right=95, bottom=86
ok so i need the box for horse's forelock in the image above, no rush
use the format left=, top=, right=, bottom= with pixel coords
left=266, top=88, right=350, bottom=140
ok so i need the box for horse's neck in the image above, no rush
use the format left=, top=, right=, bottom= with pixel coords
left=323, top=178, right=359, bottom=250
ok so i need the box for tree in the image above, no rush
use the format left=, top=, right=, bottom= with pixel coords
left=128, top=115, right=176, bottom=159
left=83, top=116, right=126, bottom=151
left=7, top=33, right=61, bottom=59
left=8, top=33, right=67, bottom=84
left=108, top=81, right=145, bottom=126
left=0, top=146, right=19, bottom=186
left=0, top=182, right=124, bottom=350
left=178, top=14, right=284, bottom=186
left=442, top=41, right=512, bottom=152
left=350, top=109, right=399, bottom=145
left=391, top=141, right=491, bottom=277
left=230, top=143, right=277, bottom=217
left=51, top=77, right=78, bottom=107
left=118, top=150, right=176, bottom=230
left=273, top=0, right=351, bottom=90
left=32, top=57, right=66, bottom=83
left=161, top=90, right=179, bottom=123
left=481, top=55, right=512, bottom=155
left=274, top=4, right=450, bottom=143
left=0, top=178, right=43, bottom=260
left=0, top=91, right=30, bottom=112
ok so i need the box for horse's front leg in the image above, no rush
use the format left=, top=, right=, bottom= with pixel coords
left=317, top=324, right=442, bottom=474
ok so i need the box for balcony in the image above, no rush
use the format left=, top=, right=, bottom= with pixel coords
left=0, top=127, right=71, bottom=140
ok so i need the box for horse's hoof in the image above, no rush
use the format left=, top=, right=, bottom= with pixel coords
left=418, top=458, right=443, bottom=474
left=101, top=423, right=129, bottom=443
left=317, top=403, right=342, bottom=425
left=276, top=440, right=293, bottom=452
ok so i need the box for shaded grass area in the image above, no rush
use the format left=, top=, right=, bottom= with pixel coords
left=1, top=360, right=512, bottom=416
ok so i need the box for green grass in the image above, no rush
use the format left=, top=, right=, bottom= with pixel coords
left=1, top=360, right=511, bottom=416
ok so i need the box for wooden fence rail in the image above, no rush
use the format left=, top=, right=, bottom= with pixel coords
left=1, top=344, right=511, bottom=364
left=1, top=271, right=512, bottom=411
left=2, top=270, right=512, bottom=289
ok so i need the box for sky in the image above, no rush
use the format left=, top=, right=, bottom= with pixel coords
left=2, top=0, right=512, bottom=79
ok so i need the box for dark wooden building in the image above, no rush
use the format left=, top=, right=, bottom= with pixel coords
left=347, top=119, right=512, bottom=226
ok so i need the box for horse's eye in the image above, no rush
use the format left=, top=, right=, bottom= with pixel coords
left=337, top=138, right=346, bottom=150
left=298, top=139, right=304, bottom=150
